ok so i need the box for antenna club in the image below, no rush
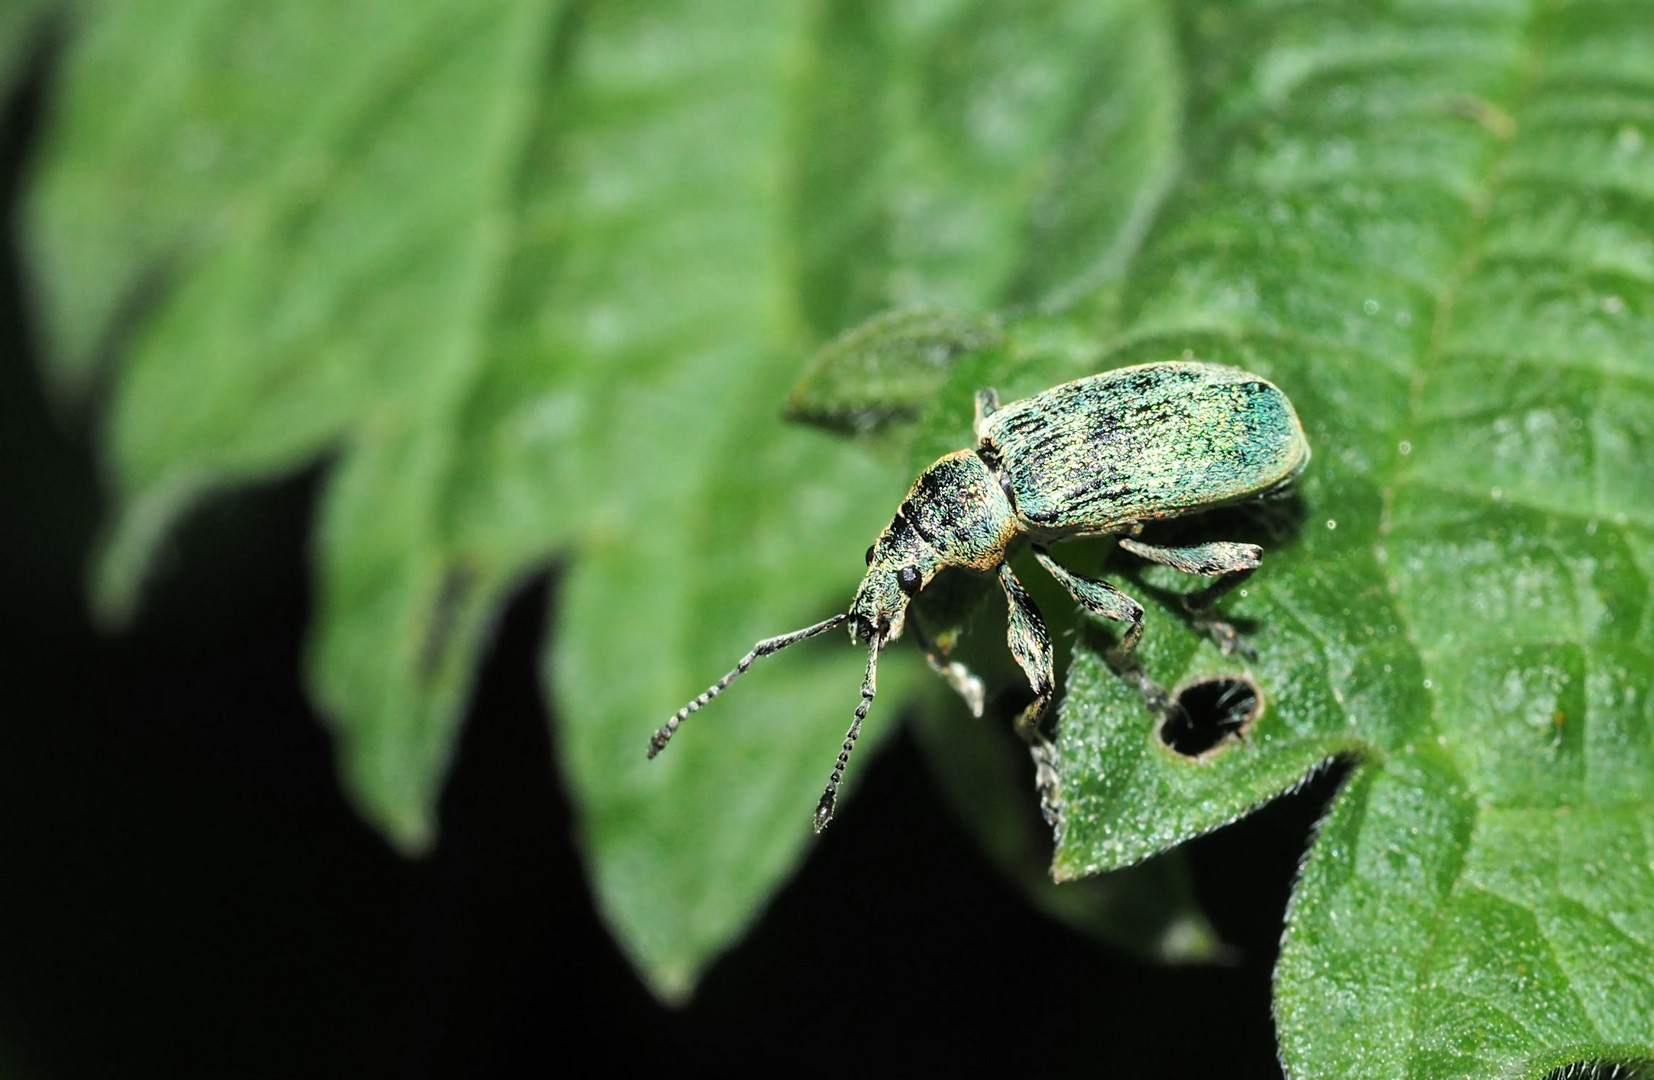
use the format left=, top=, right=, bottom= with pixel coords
left=813, top=791, right=836, bottom=833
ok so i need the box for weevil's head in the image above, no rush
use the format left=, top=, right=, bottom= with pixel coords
left=848, top=450, right=1019, bottom=649
left=848, top=531, right=939, bottom=650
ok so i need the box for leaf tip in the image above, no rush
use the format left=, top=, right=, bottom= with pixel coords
left=89, top=477, right=209, bottom=632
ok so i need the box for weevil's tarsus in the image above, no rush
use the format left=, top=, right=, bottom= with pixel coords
left=814, top=642, right=880, bottom=832
left=647, top=612, right=850, bottom=759
left=1183, top=565, right=1259, bottom=659
left=1028, top=738, right=1062, bottom=827
left=1196, top=612, right=1256, bottom=660
left=973, top=387, right=1001, bottom=436
left=906, top=611, right=985, bottom=717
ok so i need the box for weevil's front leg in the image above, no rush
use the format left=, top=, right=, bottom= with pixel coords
left=997, top=562, right=1060, bottom=825
left=1031, top=548, right=1171, bottom=716
left=907, top=614, right=986, bottom=718
left=973, top=388, right=1001, bottom=438
left=1116, top=537, right=1262, bottom=658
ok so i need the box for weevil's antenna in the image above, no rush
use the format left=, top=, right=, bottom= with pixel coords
left=648, top=612, right=850, bottom=758
left=814, top=640, right=879, bottom=832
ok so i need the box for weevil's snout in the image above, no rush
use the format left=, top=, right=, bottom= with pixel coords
left=851, top=610, right=894, bottom=644
left=850, top=570, right=908, bottom=649
left=847, top=613, right=889, bottom=657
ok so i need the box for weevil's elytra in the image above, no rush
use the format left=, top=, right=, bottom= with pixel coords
left=648, top=360, right=1311, bottom=833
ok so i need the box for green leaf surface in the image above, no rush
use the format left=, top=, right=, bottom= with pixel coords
left=910, top=690, right=1224, bottom=964
left=882, top=2, right=1654, bottom=1078
left=25, top=0, right=1654, bottom=1064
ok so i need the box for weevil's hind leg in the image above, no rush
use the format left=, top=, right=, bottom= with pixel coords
left=973, top=388, right=1001, bottom=438
left=998, top=562, right=1061, bottom=826
left=648, top=612, right=849, bottom=757
left=906, top=613, right=986, bottom=717
left=1032, top=548, right=1172, bottom=716
left=1116, top=537, right=1263, bottom=659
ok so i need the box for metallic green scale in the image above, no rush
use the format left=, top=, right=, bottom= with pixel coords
left=651, top=360, right=1310, bottom=834
left=981, top=362, right=1308, bottom=533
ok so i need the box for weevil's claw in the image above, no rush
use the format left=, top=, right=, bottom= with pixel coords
left=1105, top=644, right=1175, bottom=718
left=1134, top=672, right=1175, bottom=718
left=943, top=661, right=986, bottom=718
left=1196, top=617, right=1256, bottom=661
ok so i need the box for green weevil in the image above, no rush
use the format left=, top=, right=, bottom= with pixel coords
left=648, top=360, right=1310, bottom=832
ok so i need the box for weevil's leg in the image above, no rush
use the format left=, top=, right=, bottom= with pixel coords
left=998, top=564, right=1054, bottom=742
left=814, top=643, right=879, bottom=833
left=1116, top=537, right=1263, bottom=658
left=906, top=613, right=986, bottom=717
left=1032, top=548, right=1172, bottom=716
left=973, top=388, right=1002, bottom=438
left=648, top=612, right=850, bottom=758
left=998, top=562, right=1061, bottom=825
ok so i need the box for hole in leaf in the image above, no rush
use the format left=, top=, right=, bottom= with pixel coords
left=1158, top=676, right=1261, bottom=758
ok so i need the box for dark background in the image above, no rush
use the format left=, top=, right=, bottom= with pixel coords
left=0, top=53, right=1340, bottom=1080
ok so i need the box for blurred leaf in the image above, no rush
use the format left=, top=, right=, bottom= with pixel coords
left=23, top=0, right=907, bottom=999
left=34, top=0, right=1654, bottom=1071
left=905, top=3, right=1654, bottom=1078
left=789, top=0, right=1180, bottom=334
left=784, top=308, right=1003, bottom=443
left=31, top=0, right=577, bottom=847
left=25, top=0, right=1181, bottom=997
left=0, top=1, right=58, bottom=95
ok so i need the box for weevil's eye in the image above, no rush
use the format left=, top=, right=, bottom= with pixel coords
left=865, top=545, right=875, bottom=566
left=896, top=565, right=922, bottom=595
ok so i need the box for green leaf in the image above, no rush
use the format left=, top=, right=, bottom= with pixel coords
left=31, top=0, right=577, bottom=849
left=788, top=0, right=1180, bottom=333
left=23, top=0, right=907, bottom=995
left=25, top=0, right=1185, bottom=996
left=910, top=691, right=1224, bottom=964
left=31, top=0, right=1654, bottom=1066
left=918, top=2, right=1654, bottom=1077
left=784, top=307, right=1004, bottom=442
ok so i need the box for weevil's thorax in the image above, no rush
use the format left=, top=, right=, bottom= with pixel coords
left=850, top=450, right=1019, bottom=647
